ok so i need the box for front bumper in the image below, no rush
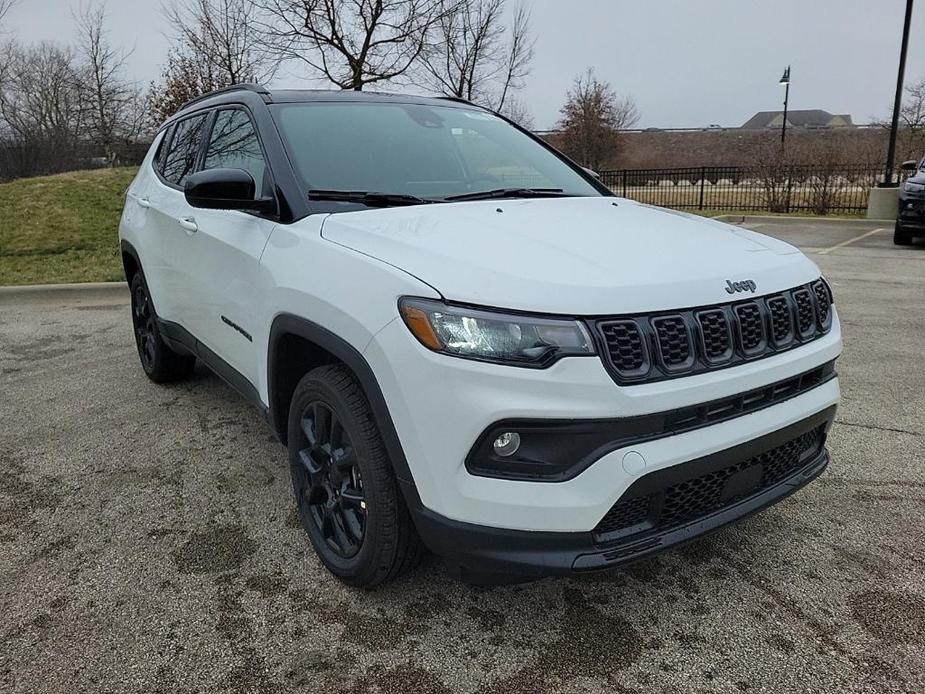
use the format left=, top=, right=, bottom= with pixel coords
left=898, top=196, right=925, bottom=228
left=365, top=310, right=842, bottom=532
left=407, top=406, right=834, bottom=581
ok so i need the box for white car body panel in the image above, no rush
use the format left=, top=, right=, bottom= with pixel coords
left=320, top=197, right=819, bottom=314
left=173, top=204, right=276, bottom=387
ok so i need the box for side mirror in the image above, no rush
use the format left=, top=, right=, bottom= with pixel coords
left=900, top=160, right=918, bottom=171
left=184, top=168, right=275, bottom=213
left=583, top=167, right=601, bottom=179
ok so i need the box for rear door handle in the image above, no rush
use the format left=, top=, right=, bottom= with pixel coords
left=178, top=216, right=198, bottom=233
left=136, top=196, right=151, bottom=208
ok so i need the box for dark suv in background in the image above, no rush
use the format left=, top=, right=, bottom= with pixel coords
left=896, top=157, right=925, bottom=245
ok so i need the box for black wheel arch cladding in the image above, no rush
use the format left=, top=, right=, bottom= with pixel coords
left=267, top=313, right=422, bottom=501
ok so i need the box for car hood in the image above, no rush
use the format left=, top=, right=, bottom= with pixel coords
left=320, top=197, right=821, bottom=314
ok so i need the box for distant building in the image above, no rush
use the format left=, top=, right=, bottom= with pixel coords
left=740, top=109, right=854, bottom=130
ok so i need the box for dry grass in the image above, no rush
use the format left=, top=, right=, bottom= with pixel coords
left=614, top=185, right=868, bottom=216
left=0, top=167, right=137, bottom=285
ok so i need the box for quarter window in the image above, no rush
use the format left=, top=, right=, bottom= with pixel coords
left=203, top=109, right=269, bottom=198
left=152, top=125, right=173, bottom=175
left=162, top=114, right=208, bottom=186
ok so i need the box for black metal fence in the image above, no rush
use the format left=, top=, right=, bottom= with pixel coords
left=597, top=165, right=907, bottom=215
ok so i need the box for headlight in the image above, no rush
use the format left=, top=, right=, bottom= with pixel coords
left=903, top=181, right=924, bottom=193
left=398, top=297, right=596, bottom=367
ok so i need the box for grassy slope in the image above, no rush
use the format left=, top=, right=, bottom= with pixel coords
left=0, top=167, right=138, bottom=286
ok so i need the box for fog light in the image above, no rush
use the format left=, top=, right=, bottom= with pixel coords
left=492, top=432, right=521, bottom=457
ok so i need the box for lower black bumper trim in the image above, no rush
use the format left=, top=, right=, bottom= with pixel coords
left=407, top=408, right=834, bottom=582
left=572, top=450, right=827, bottom=571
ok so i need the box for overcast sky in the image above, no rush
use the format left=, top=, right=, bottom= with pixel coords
left=5, top=0, right=924, bottom=129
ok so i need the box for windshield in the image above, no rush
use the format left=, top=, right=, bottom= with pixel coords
left=270, top=102, right=601, bottom=201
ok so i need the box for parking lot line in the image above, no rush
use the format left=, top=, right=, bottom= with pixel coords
left=817, top=227, right=884, bottom=255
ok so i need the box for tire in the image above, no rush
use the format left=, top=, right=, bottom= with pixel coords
left=894, top=222, right=913, bottom=246
left=287, top=364, right=424, bottom=587
left=129, top=272, right=196, bottom=383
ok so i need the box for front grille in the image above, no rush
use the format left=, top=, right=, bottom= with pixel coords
left=812, top=280, right=832, bottom=329
left=792, top=289, right=815, bottom=339
left=652, top=316, right=693, bottom=370
left=696, top=309, right=732, bottom=363
left=766, top=295, right=794, bottom=347
left=599, top=320, right=648, bottom=377
left=593, top=425, right=826, bottom=541
left=595, top=280, right=833, bottom=385
left=734, top=302, right=766, bottom=354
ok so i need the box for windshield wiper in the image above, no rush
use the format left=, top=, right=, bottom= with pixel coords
left=308, top=189, right=433, bottom=207
left=443, top=187, right=569, bottom=202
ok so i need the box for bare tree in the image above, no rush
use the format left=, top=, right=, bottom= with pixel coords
left=898, top=76, right=925, bottom=161
left=0, top=43, right=84, bottom=140
left=556, top=68, right=638, bottom=170
left=0, top=42, right=86, bottom=176
left=147, top=45, right=232, bottom=125
left=255, top=0, right=441, bottom=90
left=164, top=0, right=276, bottom=84
left=0, top=0, right=18, bottom=29
left=498, top=94, right=532, bottom=129
left=416, top=0, right=532, bottom=111
left=0, top=0, right=18, bottom=79
left=74, top=3, right=146, bottom=162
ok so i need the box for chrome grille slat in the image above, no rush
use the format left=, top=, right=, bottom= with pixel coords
left=595, top=280, right=833, bottom=385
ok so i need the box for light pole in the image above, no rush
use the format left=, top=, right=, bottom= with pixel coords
left=779, top=66, right=791, bottom=146
left=882, top=0, right=914, bottom=187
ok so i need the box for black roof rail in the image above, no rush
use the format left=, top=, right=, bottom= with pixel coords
left=178, top=83, right=271, bottom=112
left=435, top=95, right=481, bottom=107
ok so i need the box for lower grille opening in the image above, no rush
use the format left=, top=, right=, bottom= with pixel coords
left=593, top=425, right=826, bottom=542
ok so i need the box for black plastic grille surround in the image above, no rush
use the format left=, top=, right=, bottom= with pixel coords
left=599, top=320, right=648, bottom=376
left=465, top=360, right=835, bottom=482
left=793, top=288, right=816, bottom=338
left=696, top=309, right=732, bottom=363
left=593, top=424, right=826, bottom=540
left=766, top=295, right=794, bottom=347
left=595, top=280, right=833, bottom=384
left=652, top=316, right=693, bottom=370
left=812, top=281, right=831, bottom=328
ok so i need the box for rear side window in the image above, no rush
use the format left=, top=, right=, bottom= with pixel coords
left=162, top=114, right=208, bottom=186
left=152, top=126, right=173, bottom=174
left=202, top=109, right=269, bottom=198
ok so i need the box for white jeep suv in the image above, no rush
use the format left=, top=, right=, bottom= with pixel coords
left=119, top=85, right=841, bottom=587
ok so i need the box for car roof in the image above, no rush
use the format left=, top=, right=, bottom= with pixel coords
left=164, top=83, right=487, bottom=127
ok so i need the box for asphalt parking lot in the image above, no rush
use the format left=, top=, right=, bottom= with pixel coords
left=1, top=217, right=923, bottom=694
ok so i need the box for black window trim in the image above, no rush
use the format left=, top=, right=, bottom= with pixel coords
left=153, top=109, right=211, bottom=191
left=151, top=125, right=173, bottom=176
left=201, top=104, right=279, bottom=213
left=152, top=102, right=281, bottom=220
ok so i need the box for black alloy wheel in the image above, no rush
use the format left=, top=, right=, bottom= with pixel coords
left=286, top=365, right=424, bottom=587
left=132, top=280, right=157, bottom=371
left=128, top=272, right=195, bottom=382
left=294, top=401, right=367, bottom=558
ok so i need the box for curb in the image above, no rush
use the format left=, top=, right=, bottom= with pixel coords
left=712, top=214, right=894, bottom=227
left=0, top=281, right=128, bottom=304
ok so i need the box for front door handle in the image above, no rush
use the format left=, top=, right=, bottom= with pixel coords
left=178, top=216, right=198, bottom=233
left=136, top=196, right=151, bottom=208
